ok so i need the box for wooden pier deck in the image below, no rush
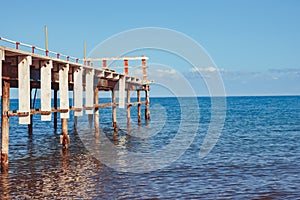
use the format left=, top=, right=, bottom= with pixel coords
left=0, top=38, right=152, bottom=172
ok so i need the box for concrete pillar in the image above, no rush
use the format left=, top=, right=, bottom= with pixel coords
left=41, top=60, right=52, bottom=121
left=18, top=56, right=31, bottom=124
left=1, top=81, right=10, bottom=172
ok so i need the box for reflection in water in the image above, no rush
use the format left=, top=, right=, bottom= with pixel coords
left=0, top=173, right=11, bottom=200
left=61, top=149, right=70, bottom=169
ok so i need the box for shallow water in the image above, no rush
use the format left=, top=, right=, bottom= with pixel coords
left=0, top=96, right=300, bottom=199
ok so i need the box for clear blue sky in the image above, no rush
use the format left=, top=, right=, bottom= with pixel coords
left=1, top=0, right=299, bottom=96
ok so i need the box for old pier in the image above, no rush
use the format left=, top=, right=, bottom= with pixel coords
left=0, top=37, right=152, bottom=172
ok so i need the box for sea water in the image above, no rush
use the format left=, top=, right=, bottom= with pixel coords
left=0, top=96, right=299, bottom=199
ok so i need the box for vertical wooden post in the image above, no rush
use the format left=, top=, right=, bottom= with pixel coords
left=127, top=90, right=131, bottom=125
left=1, top=81, right=10, bottom=172
left=94, top=87, right=99, bottom=135
left=137, top=90, right=141, bottom=124
left=28, top=88, right=33, bottom=135
left=145, top=86, right=150, bottom=120
left=112, top=90, right=118, bottom=132
left=61, top=118, right=69, bottom=150
left=54, top=89, right=58, bottom=133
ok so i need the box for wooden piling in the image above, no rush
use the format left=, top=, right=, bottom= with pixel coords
left=145, top=86, right=150, bottom=120
left=94, top=87, right=99, bottom=135
left=112, top=90, right=118, bottom=132
left=28, top=88, right=33, bottom=135
left=127, top=90, right=131, bottom=124
left=137, top=90, right=141, bottom=124
left=1, top=81, right=10, bottom=172
left=54, top=89, right=58, bottom=133
left=61, top=118, right=69, bottom=150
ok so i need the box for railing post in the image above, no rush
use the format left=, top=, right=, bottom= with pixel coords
left=124, top=59, right=128, bottom=75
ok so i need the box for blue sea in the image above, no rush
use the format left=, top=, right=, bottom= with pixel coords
left=0, top=96, right=299, bottom=199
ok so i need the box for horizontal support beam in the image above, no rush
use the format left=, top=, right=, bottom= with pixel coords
left=128, top=101, right=147, bottom=106
left=7, top=108, right=69, bottom=117
left=6, top=101, right=147, bottom=117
